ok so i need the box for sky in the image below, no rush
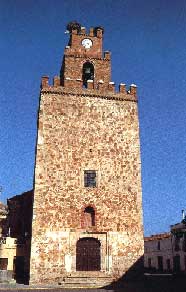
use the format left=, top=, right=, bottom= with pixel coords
left=0, top=0, right=186, bottom=236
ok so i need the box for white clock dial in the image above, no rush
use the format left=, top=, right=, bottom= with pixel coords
left=81, top=38, right=93, bottom=49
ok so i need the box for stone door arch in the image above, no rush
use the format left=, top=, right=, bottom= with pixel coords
left=76, top=237, right=101, bottom=271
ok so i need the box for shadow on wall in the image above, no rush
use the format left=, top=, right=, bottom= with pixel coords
left=102, top=256, right=144, bottom=290
left=7, top=190, right=33, bottom=285
left=102, top=256, right=186, bottom=292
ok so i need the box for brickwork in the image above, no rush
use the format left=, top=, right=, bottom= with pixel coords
left=60, top=26, right=110, bottom=89
left=30, top=24, right=143, bottom=286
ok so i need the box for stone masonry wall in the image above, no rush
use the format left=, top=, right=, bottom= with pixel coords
left=30, top=86, right=143, bottom=284
left=60, top=26, right=111, bottom=90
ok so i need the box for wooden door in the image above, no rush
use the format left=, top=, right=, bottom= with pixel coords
left=76, top=237, right=101, bottom=271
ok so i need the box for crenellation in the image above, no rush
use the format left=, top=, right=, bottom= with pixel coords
left=41, top=80, right=137, bottom=102
left=104, top=51, right=111, bottom=60
left=53, top=76, right=60, bottom=87
left=87, top=79, right=94, bottom=90
left=89, top=27, right=94, bottom=37
left=98, top=80, right=104, bottom=91
left=95, top=28, right=103, bottom=38
left=130, top=84, right=137, bottom=97
left=108, top=81, right=115, bottom=92
left=80, top=26, right=86, bottom=34
left=41, top=76, right=49, bottom=89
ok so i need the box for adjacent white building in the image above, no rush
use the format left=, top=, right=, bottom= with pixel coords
left=171, top=221, right=186, bottom=273
left=144, top=233, right=172, bottom=272
left=144, top=218, right=186, bottom=274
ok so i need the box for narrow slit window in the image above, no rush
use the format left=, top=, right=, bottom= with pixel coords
left=84, top=170, right=96, bottom=187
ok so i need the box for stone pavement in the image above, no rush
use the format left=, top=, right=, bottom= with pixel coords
left=0, top=276, right=186, bottom=292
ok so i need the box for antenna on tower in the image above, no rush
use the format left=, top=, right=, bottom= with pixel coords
left=182, top=210, right=185, bottom=220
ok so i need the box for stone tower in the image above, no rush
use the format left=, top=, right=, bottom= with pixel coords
left=30, top=22, right=144, bottom=287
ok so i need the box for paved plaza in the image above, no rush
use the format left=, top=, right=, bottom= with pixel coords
left=0, top=276, right=186, bottom=292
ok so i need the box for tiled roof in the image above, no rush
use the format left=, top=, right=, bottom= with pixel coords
left=144, top=232, right=171, bottom=242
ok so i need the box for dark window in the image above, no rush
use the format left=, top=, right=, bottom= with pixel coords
left=184, top=255, right=186, bottom=271
left=157, top=241, right=160, bottom=250
left=84, top=170, right=96, bottom=187
left=183, top=234, right=186, bottom=251
left=173, top=255, right=180, bottom=272
left=82, top=62, right=94, bottom=87
left=175, top=237, right=180, bottom=251
left=148, top=258, right=152, bottom=269
left=0, top=258, right=8, bottom=270
left=158, top=256, right=163, bottom=271
left=166, top=259, right=171, bottom=271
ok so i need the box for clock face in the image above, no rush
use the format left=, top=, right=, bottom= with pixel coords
left=81, top=38, right=93, bottom=49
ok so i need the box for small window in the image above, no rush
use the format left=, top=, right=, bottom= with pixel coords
left=183, top=234, right=186, bottom=251
left=84, top=170, right=96, bottom=187
left=175, top=237, right=180, bottom=251
left=166, top=259, right=171, bottom=271
left=157, top=241, right=160, bottom=250
left=157, top=256, right=163, bottom=271
left=0, top=258, right=8, bottom=270
left=148, top=258, right=152, bottom=269
left=173, top=255, right=180, bottom=272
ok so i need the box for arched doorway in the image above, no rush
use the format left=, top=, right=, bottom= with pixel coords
left=82, top=62, right=94, bottom=87
left=83, top=206, right=95, bottom=228
left=76, top=237, right=101, bottom=271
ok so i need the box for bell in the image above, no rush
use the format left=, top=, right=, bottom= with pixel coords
left=85, top=68, right=91, bottom=74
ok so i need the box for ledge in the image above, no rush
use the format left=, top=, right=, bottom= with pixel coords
left=41, top=86, right=137, bottom=103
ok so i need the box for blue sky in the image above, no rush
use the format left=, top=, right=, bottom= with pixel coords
left=0, top=0, right=186, bottom=236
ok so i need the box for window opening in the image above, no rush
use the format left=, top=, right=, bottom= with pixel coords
left=157, top=256, right=163, bottom=271
left=84, top=170, right=96, bottom=187
left=175, top=236, right=180, bottom=251
left=166, top=259, right=171, bottom=271
left=148, top=258, right=151, bottom=269
left=183, top=233, right=186, bottom=251
left=173, top=255, right=180, bottom=272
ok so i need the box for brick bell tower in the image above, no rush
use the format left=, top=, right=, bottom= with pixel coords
left=30, top=22, right=144, bottom=287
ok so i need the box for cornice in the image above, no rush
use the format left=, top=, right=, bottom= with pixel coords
left=41, top=87, right=137, bottom=103
left=64, top=54, right=110, bottom=61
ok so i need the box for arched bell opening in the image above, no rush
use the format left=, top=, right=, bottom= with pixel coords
left=82, top=62, right=94, bottom=87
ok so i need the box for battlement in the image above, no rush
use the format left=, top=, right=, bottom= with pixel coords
left=43, top=23, right=138, bottom=100
left=64, top=23, right=104, bottom=61
left=66, top=22, right=104, bottom=38
left=41, top=75, right=137, bottom=100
